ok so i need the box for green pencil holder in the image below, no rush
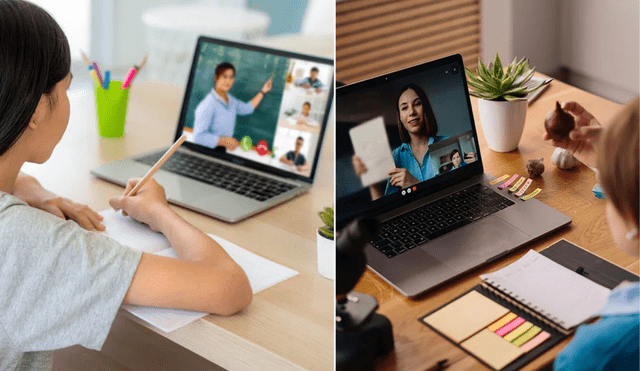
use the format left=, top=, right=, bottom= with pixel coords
left=95, top=81, right=129, bottom=138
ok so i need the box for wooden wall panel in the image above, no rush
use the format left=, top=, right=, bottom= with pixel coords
left=337, top=0, right=481, bottom=84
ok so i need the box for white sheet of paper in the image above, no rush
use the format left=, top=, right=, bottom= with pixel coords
left=481, top=250, right=611, bottom=330
left=99, top=209, right=171, bottom=253
left=99, top=209, right=298, bottom=332
left=349, top=116, right=395, bottom=187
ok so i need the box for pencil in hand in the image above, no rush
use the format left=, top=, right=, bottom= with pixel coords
left=125, top=135, right=186, bottom=197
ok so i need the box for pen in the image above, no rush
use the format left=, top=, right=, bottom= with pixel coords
left=88, top=66, right=101, bottom=88
left=92, top=62, right=104, bottom=86
left=125, top=135, right=187, bottom=197
left=103, top=70, right=110, bottom=89
left=122, top=67, right=137, bottom=89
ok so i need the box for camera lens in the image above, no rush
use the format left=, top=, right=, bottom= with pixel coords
left=451, top=66, right=459, bottom=74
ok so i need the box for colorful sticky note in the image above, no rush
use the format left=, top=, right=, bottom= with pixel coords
left=519, top=331, right=550, bottom=352
left=495, top=317, right=526, bottom=337
left=503, top=321, right=533, bottom=342
left=461, top=329, right=525, bottom=370
left=423, top=291, right=509, bottom=343
left=512, top=325, right=543, bottom=347
left=487, top=312, right=518, bottom=332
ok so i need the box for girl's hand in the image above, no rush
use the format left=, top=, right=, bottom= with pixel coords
left=109, top=178, right=173, bottom=233
left=12, top=172, right=104, bottom=231
left=388, top=168, right=420, bottom=189
left=542, top=101, right=602, bottom=168
left=34, top=197, right=105, bottom=231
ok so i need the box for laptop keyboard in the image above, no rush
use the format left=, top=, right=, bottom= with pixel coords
left=371, top=184, right=516, bottom=258
left=134, top=151, right=297, bottom=202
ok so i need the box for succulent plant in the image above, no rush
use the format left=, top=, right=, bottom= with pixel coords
left=465, top=54, right=552, bottom=101
left=318, top=206, right=334, bottom=240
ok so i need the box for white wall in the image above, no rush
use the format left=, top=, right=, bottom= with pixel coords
left=559, top=0, right=639, bottom=101
left=481, top=0, right=639, bottom=103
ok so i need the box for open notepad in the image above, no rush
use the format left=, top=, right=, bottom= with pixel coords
left=480, top=250, right=611, bottom=330
left=98, top=209, right=298, bottom=332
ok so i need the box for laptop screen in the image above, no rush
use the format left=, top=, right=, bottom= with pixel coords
left=177, top=37, right=334, bottom=182
left=336, top=54, right=483, bottom=228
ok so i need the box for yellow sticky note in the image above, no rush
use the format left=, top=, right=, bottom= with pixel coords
left=423, top=291, right=510, bottom=343
left=461, top=329, right=525, bottom=370
left=487, top=312, right=518, bottom=332
left=504, top=321, right=533, bottom=342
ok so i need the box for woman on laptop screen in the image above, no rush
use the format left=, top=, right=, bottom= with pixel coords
left=449, top=149, right=467, bottom=170
left=193, top=62, right=273, bottom=150
left=352, top=84, right=445, bottom=199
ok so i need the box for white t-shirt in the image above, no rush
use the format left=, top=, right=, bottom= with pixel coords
left=0, top=193, right=142, bottom=371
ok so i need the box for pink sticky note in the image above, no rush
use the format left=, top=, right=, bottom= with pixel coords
left=498, top=174, right=520, bottom=190
left=495, top=317, right=526, bottom=337
left=519, top=331, right=551, bottom=352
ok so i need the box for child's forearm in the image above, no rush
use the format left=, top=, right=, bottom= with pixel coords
left=155, top=207, right=233, bottom=264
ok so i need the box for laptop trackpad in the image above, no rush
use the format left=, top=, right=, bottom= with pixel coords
left=422, top=216, right=531, bottom=263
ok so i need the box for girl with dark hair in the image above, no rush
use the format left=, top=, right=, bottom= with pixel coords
left=193, top=61, right=273, bottom=150
left=449, top=148, right=467, bottom=170
left=0, top=1, right=251, bottom=369
left=544, top=100, right=639, bottom=371
left=351, top=84, right=446, bottom=199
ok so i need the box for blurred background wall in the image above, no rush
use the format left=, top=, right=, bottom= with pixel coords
left=337, top=0, right=639, bottom=103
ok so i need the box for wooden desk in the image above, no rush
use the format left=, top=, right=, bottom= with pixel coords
left=353, top=78, right=639, bottom=371
left=22, top=82, right=334, bottom=371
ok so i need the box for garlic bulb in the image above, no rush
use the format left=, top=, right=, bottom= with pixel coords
left=551, top=147, right=580, bottom=169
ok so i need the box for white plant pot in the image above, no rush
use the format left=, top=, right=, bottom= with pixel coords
left=477, top=98, right=528, bottom=152
left=317, top=230, right=335, bottom=280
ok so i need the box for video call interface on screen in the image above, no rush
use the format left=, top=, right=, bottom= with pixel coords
left=336, top=60, right=479, bottom=214
left=181, top=41, right=333, bottom=178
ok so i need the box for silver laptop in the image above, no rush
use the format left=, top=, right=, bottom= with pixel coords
left=92, top=36, right=334, bottom=222
left=336, top=54, right=571, bottom=297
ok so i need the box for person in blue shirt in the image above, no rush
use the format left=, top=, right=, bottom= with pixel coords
left=279, top=136, right=309, bottom=172
left=351, top=84, right=445, bottom=199
left=383, top=84, right=445, bottom=195
left=193, top=62, right=272, bottom=150
left=449, top=149, right=467, bottom=171
left=294, top=66, right=325, bottom=93
left=544, top=99, right=639, bottom=371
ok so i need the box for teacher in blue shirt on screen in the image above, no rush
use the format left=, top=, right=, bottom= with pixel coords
left=384, top=83, right=445, bottom=195
left=193, top=62, right=272, bottom=150
left=351, top=83, right=445, bottom=200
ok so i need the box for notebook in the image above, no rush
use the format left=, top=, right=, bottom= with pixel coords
left=336, top=54, right=571, bottom=297
left=91, top=36, right=334, bottom=222
left=420, top=239, right=639, bottom=370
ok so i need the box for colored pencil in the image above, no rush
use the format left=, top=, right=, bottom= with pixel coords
left=125, top=135, right=186, bottom=197
left=92, top=62, right=104, bottom=85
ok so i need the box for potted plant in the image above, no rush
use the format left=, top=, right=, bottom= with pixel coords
left=466, top=55, right=551, bottom=152
left=317, top=205, right=334, bottom=280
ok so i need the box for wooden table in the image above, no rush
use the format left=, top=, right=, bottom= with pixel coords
left=22, top=81, right=334, bottom=371
left=353, top=77, right=639, bottom=371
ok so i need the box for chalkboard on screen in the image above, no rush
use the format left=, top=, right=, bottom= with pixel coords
left=184, top=42, right=289, bottom=148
